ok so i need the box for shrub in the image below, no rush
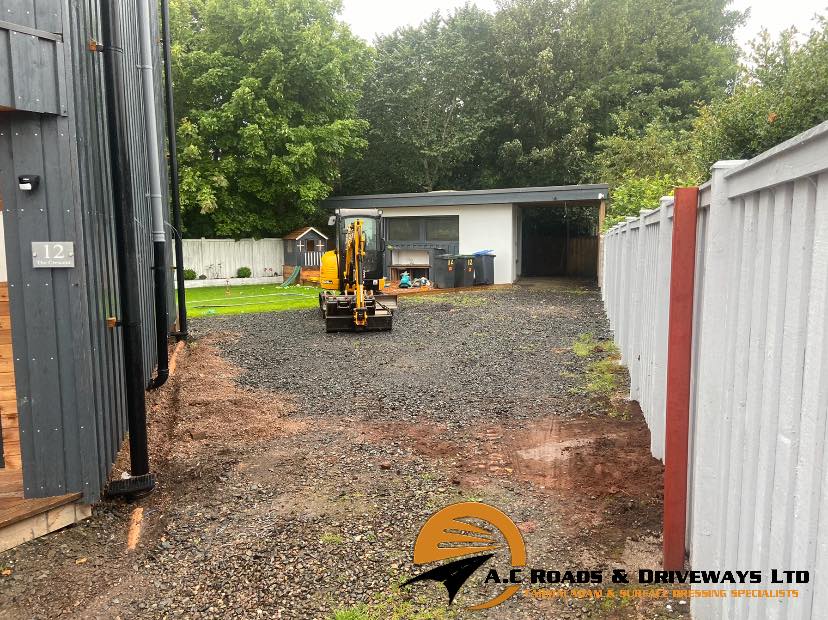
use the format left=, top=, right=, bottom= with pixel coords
left=198, top=274, right=207, bottom=280
left=236, top=266, right=252, bottom=278
left=183, top=268, right=197, bottom=281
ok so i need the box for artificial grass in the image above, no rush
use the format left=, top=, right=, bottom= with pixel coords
left=186, top=283, right=322, bottom=318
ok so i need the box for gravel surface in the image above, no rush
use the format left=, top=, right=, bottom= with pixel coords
left=214, top=286, right=611, bottom=423
left=0, top=282, right=682, bottom=620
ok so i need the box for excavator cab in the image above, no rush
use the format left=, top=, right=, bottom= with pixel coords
left=319, top=208, right=397, bottom=332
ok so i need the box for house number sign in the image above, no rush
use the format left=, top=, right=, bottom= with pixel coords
left=31, top=241, right=75, bottom=268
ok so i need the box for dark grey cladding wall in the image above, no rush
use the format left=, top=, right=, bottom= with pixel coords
left=0, top=0, right=173, bottom=502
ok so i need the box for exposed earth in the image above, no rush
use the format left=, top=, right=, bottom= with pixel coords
left=0, top=282, right=685, bottom=619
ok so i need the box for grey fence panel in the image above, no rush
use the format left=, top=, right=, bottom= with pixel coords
left=0, top=28, right=64, bottom=115
left=601, top=121, right=828, bottom=619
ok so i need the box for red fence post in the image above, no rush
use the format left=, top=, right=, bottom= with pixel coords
left=663, top=186, right=699, bottom=570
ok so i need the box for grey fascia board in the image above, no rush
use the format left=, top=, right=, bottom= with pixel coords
left=323, top=184, right=609, bottom=209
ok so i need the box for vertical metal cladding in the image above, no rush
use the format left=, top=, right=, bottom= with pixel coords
left=0, top=0, right=172, bottom=502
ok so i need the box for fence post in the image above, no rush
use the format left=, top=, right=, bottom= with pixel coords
left=663, top=186, right=699, bottom=570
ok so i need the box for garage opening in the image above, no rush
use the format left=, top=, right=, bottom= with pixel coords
left=519, top=205, right=599, bottom=279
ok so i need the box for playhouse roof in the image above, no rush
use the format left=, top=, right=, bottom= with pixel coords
left=283, top=226, right=328, bottom=241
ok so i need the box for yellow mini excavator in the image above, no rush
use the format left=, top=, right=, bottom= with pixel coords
left=318, top=208, right=398, bottom=332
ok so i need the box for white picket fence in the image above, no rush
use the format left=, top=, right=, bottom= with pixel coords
left=602, top=121, right=828, bottom=619
left=181, top=238, right=284, bottom=279
left=302, top=251, right=322, bottom=267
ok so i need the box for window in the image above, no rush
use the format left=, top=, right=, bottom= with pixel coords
left=387, top=217, right=421, bottom=241
left=386, top=216, right=459, bottom=242
left=425, top=217, right=459, bottom=241
left=305, top=239, right=316, bottom=252
left=342, top=217, right=379, bottom=250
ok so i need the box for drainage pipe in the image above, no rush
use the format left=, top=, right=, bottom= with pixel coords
left=160, top=0, right=188, bottom=341
left=101, top=0, right=154, bottom=492
left=137, top=0, right=170, bottom=389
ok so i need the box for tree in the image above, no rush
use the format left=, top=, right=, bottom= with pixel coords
left=692, top=19, right=828, bottom=171
left=341, top=6, right=506, bottom=194
left=591, top=122, right=702, bottom=228
left=491, top=0, right=743, bottom=188
left=488, top=0, right=591, bottom=186
left=568, top=0, right=744, bottom=134
left=593, top=121, right=701, bottom=186
left=343, top=0, right=743, bottom=195
left=170, top=0, right=372, bottom=238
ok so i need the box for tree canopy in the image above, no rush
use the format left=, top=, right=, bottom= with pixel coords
left=170, top=0, right=371, bottom=238
left=598, top=17, right=828, bottom=228
left=170, top=0, right=828, bottom=238
left=341, top=0, right=744, bottom=195
left=342, top=6, right=506, bottom=194
left=692, top=19, right=828, bottom=172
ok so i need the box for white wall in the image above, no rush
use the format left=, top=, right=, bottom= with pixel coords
left=458, top=204, right=514, bottom=284
left=383, top=203, right=515, bottom=284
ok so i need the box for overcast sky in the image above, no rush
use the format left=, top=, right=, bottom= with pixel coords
left=340, top=0, right=828, bottom=50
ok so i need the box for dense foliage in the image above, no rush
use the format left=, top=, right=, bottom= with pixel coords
left=170, top=0, right=828, bottom=237
left=600, top=18, right=828, bottom=228
left=692, top=20, right=828, bottom=171
left=342, top=0, right=744, bottom=195
left=342, top=6, right=506, bottom=193
left=170, top=0, right=371, bottom=238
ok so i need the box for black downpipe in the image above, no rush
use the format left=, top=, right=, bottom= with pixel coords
left=101, top=0, right=155, bottom=495
left=149, top=240, right=170, bottom=390
left=160, top=0, right=188, bottom=341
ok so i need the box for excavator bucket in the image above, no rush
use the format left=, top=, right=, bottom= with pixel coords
left=322, top=293, right=396, bottom=332
left=373, top=294, right=398, bottom=313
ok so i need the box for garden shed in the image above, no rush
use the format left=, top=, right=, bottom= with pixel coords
left=324, top=185, right=608, bottom=284
left=0, top=0, right=179, bottom=547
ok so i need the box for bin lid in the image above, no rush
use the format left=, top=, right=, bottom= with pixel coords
left=472, top=250, right=495, bottom=256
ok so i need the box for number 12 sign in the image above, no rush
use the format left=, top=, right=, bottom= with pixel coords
left=31, top=242, right=75, bottom=268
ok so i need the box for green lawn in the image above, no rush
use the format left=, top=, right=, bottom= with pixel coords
left=186, top=283, right=322, bottom=318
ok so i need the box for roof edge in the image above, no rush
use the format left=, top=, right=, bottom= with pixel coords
left=323, top=184, right=609, bottom=209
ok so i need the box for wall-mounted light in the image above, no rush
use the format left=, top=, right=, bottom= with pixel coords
left=18, top=175, right=40, bottom=192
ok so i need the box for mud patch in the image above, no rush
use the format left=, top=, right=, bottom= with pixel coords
left=508, top=410, right=661, bottom=497
left=370, top=408, right=660, bottom=495
left=367, top=402, right=663, bottom=546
